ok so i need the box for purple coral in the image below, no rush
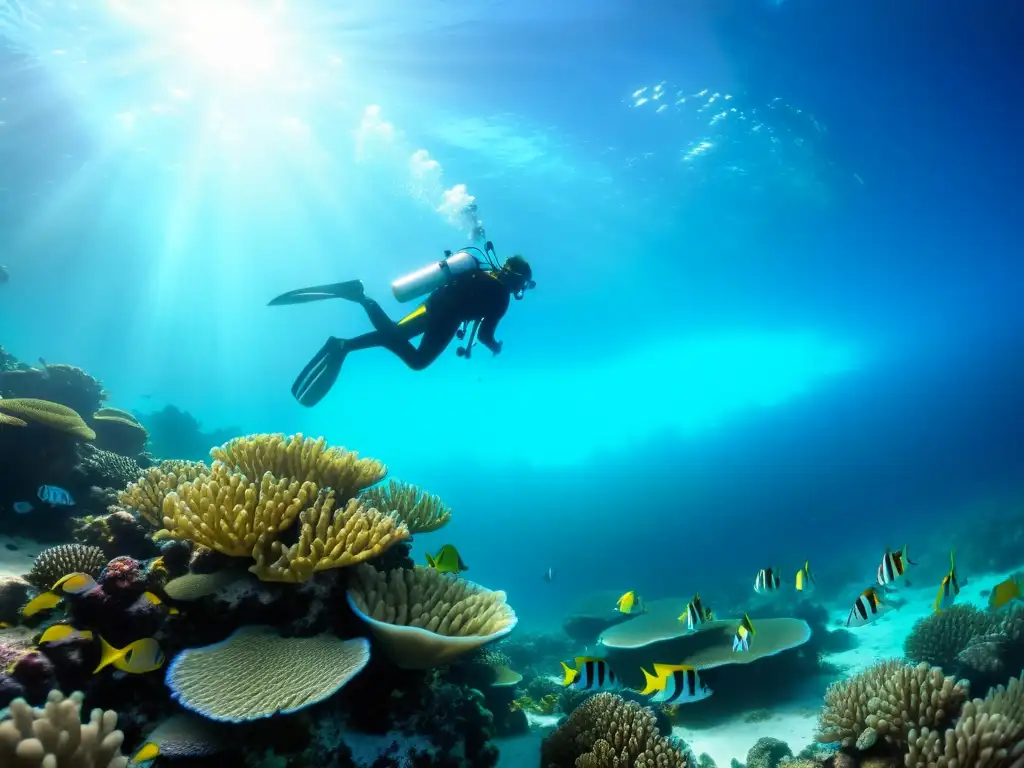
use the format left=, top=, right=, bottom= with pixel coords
left=99, top=556, right=143, bottom=594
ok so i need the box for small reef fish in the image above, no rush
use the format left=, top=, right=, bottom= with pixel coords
left=22, top=591, right=63, bottom=617
left=94, top=637, right=165, bottom=675
left=934, top=550, right=964, bottom=612
left=988, top=575, right=1023, bottom=610
left=677, top=593, right=713, bottom=631
left=140, top=591, right=180, bottom=615
left=425, top=544, right=468, bottom=574
left=847, top=587, right=892, bottom=627
left=877, top=545, right=915, bottom=588
left=795, top=561, right=815, bottom=593
left=732, top=613, right=756, bottom=652
left=53, top=572, right=97, bottom=595
left=37, top=485, right=75, bottom=506
left=559, top=657, right=619, bottom=691
left=754, top=567, right=781, bottom=594
left=13, top=501, right=33, bottom=514
left=38, top=624, right=94, bottom=644
left=543, top=568, right=556, bottom=583
left=639, top=664, right=712, bottom=704
left=615, top=590, right=646, bottom=615
left=131, top=742, right=161, bottom=765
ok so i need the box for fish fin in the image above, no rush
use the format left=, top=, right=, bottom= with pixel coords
left=639, top=668, right=662, bottom=695
left=425, top=553, right=436, bottom=569
left=560, top=661, right=576, bottom=686
left=93, top=636, right=122, bottom=674
left=457, top=555, right=469, bottom=571
left=575, top=656, right=604, bottom=664
left=744, top=612, right=756, bottom=634
left=903, top=544, right=917, bottom=566
left=653, top=663, right=691, bottom=676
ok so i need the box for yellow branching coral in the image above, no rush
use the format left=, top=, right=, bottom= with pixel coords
left=120, top=460, right=210, bottom=527
left=251, top=496, right=410, bottom=582
left=161, top=465, right=318, bottom=557
left=361, top=479, right=451, bottom=533
left=211, top=433, right=386, bottom=503
left=0, top=398, right=95, bottom=440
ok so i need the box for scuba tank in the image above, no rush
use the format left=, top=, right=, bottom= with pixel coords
left=391, top=249, right=481, bottom=303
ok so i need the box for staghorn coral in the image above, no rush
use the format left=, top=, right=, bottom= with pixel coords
left=165, top=626, right=371, bottom=722
left=0, top=398, right=96, bottom=440
left=360, top=478, right=451, bottom=533
left=347, top=564, right=518, bottom=669
left=816, top=660, right=968, bottom=750
left=540, top=692, right=689, bottom=768
left=0, top=689, right=128, bottom=767
left=904, top=604, right=1000, bottom=669
left=25, top=543, right=107, bottom=590
left=250, top=494, right=410, bottom=582
left=160, top=464, right=319, bottom=557
left=211, top=433, right=386, bottom=503
left=77, top=444, right=142, bottom=491
left=119, top=459, right=209, bottom=527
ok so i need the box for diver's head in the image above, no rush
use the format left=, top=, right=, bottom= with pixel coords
left=500, top=255, right=535, bottom=298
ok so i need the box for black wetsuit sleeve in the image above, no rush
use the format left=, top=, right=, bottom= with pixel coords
left=477, top=284, right=511, bottom=351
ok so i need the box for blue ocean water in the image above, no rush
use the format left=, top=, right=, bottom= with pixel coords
left=1, top=0, right=1023, bottom=763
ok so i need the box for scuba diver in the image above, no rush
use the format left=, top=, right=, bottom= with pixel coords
left=269, top=241, right=535, bottom=407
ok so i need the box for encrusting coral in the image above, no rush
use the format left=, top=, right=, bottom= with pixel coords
left=540, top=692, right=689, bottom=767
left=25, top=543, right=107, bottom=590
left=0, top=689, right=128, bottom=767
left=346, top=564, right=518, bottom=669
left=0, top=398, right=96, bottom=440
left=360, top=478, right=452, bottom=533
left=119, top=459, right=210, bottom=527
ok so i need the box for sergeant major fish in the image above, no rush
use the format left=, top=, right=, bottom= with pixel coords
left=677, top=593, right=712, bottom=631
left=877, top=545, right=915, bottom=588
left=559, top=657, right=619, bottom=691
left=732, top=613, right=756, bottom=652
left=754, top=567, right=781, bottom=595
left=639, top=664, right=712, bottom=704
left=847, top=587, right=892, bottom=627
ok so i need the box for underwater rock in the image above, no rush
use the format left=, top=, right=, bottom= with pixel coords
left=140, top=404, right=238, bottom=463
left=746, top=737, right=792, bottom=768
left=71, top=506, right=158, bottom=560
left=0, top=576, right=30, bottom=623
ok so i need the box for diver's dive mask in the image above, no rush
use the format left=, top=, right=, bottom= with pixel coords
left=501, top=253, right=535, bottom=300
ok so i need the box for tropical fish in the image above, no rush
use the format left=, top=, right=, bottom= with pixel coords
left=639, top=664, right=712, bottom=704
left=677, top=593, right=712, bottom=631
left=0, top=622, right=10, bottom=629
left=140, top=591, right=180, bottom=615
left=94, top=637, right=165, bottom=675
left=615, top=590, right=646, bottom=615
left=877, top=545, right=915, bottom=588
left=22, top=591, right=62, bottom=617
left=543, top=568, right=556, bottom=583
left=754, top=567, right=781, bottom=594
left=934, top=550, right=963, bottom=612
left=847, top=587, right=892, bottom=627
left=37, top=485, right=74, bottom=506
left=12, top=501, right=33, bottom=514
left=425, top=544, right=468, bottom=574
left=130, top=743, right=161, bottom=765
left=53, top=572, right=97, bottom=595
left=559, top=657, right=619, bottom=691
left=795, top=561, right=815, bottom=593
left=732, top=613, right=756, bottom=652
left=38, top=624, right=94, bottom=644
left=988, top=575, right=1023, bottom=610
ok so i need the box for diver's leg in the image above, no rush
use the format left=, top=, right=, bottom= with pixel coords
left=292, top=337, right=347, bottom=407
left=356, top=297, right=404, bottom=335
left=344, top=315, right=457, bottom=370
left=401, top=320, right=461, bottom=370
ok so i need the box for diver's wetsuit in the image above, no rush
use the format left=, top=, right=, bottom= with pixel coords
left=344, top=269, right=511, bottom=369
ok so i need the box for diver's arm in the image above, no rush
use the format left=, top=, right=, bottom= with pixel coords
left=477, top=291, right=511, bottom=354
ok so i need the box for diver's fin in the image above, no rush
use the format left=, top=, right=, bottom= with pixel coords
left=292, top=338, right=347, bottom=407
left=268, top=280, right=365, bottom=306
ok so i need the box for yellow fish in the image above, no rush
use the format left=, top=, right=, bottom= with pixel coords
left=732, top=613, right=756, bottom=652
left=52, top=572, right=97, bottom=595
left=130, top=742, right=161, bottom=765
left=425, top=544, right=468, bottom=574
left=22, top=591, right=62, bottom=617
left=795, top=561, right=816, bottom=593
left=94, top=637, right=165, bottom=675
left=989, top=575, right=1023, bottom=610
left=0, top=622, right=9, bottom=629
left=615, top=590, right=646, bottom=615
left=141, top=591, right=180, bottom=615
left=39, top=624, right=94, bottom=644
left=934, top=550, right=963, bottom=612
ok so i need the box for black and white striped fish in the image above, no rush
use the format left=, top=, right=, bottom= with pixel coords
left=732, top=613, right=756, bottom=652
left=639, top=664, right=712, bottom=704
left=559, top=657, right=619, bottom=691
left=37, top=485, right=74, bottom=506
left=876, top=545, right=915, bottom=588
left=754, top=567, right=781, bottom=594
left=847, top=587, right=892, bottom=627
left=677, top=593, right=713, bottom=631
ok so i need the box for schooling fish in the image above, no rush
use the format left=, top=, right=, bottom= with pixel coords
left=140, top=591, right=180, bottom=615
left=877, top=545, right=915, bottom=588
left=12, top=501, right=33, bottom=514
left=847, top=587, right=892, bottom=628
left=988, top=575, right=1023, bottom=610
left=677, top=593, right=712, bottom=631
left=37, top=485, right=74, bottom=506
left=795, top=561, right=816, bottom=594
left=754, top=567, right=781, bottom=594
left=615, top=590, right=646, bottom=615
left=559, top=657, right=619, bottom=691
left=53, top=572, right=97, bottom=595
left=22, top=591, right=63, bottom=618
left=639, top=664, right=712, bottom=704
left=732, top=613, right=756, bottom=652
left=425, top=544, right=468, bottom=574
left=94, top=636, right=165, bottom=675
left=934, top=550, right=964, bottom=612
left=38, top=624, right=94, bottom=644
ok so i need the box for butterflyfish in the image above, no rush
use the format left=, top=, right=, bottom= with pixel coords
left=677, top=593, right=711, bottom=631
left=877, top=545, right=915, bottom=588
left=94, top=637, right=165, bottom=675
left=795, top=561, right=815, bottom=593
left=38, top=624, right=94, bottom=644
left=934, top=550, right=963, bottom=612
left=425, top=544, right=468, bottom=574
left=141, top=591, right=180, bottom=614
left=732, top=613, right=756, bottom=652
left=988, top=575, right=1023, bottom=610
left=615, top=590, right=645, bottom=615
left=754, top=567, right=781, bottom=594
left=22, top=591, right=62, bottom=617
left=52, top=572, right=97, bottom=595
left=639, top=664, right=712, bottom=704
left=559, top=657, right=619, bottom=691
left=847, top=587, right=891, bottom=627
left=37, top=485, right=74, bottom=506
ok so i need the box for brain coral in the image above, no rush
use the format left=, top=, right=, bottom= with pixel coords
left=26, top=544, right=107, bottom=590
left=904, top=604, right=1000, bottom=669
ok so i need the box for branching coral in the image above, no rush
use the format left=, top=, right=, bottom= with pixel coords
left=904, top=605, right=1001, bottom=669
left=360, top=478, right=451, bottom=533
left=119, top=460, right=209, bottom=527
left=0, top=398, right=96, bottom=440
left=251, top=495, right=410, bottom=582
left=816, top=660, right=968, bottom=750
left=347, top=564, right=518, bottom=668
left=540, top=692, right=689, bottom=767
left=0, top=689, right=128, bottom=767
left=26, top=544, right=107, bottom=590
left=211, top=433, right=386, bottom=503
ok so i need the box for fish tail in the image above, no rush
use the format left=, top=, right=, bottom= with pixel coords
left=425, top=553, right=436, bottom=569
left=93, top=636, right=122, bottom=674
left=560, top=661, right=575, bottom=686
left=639, top=668, right=660, bottom=696
left=903, top=544, right=916, bottom=566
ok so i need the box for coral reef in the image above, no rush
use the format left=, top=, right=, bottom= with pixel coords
left=360, top=478, right=452, bottom=533
left=91, top=408, right=148, bottom=459
left=903, top=605, right=999, bottom=668
left=746, top=737, right=792, bottom=768
left=25, top=543, right=107, bottom=589
left=540, top=692, right=689, bottom=767
left=0, top=398, right=96, bottom=440
left=75, top=445, right=143, bottom=491
left=70, top=507, right=158, bottom=560
left=0, top=363, right=107, bottom=421
left=139, top=404, right=238, bottom=463
left=119, top=460, right=209, bottom=527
